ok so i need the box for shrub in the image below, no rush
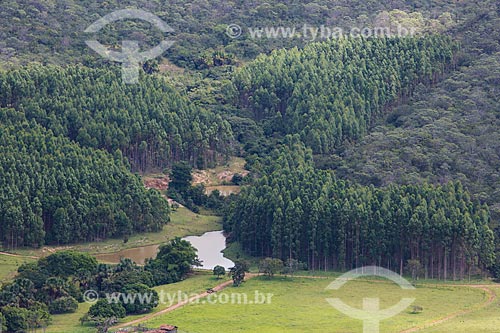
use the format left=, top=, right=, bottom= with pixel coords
left=49, top=296, right=78, bottom=314
left=411, top=305, right=423, bottom=314
left=88, top=299, right=126, bottom=319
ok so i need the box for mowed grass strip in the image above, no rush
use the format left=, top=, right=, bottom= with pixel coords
left=143, top=276, right=487, bottom=333
left=0, top=253, right=34, bottom=282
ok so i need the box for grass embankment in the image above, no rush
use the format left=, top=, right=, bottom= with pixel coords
left=222, top=242, right=260, bottom=270
left=116, top=271, right=230, bottom=324
left=46, top=302, right=92, bottom=333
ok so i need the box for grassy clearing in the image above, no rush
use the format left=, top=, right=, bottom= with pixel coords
left=45, top=271, right=225, bottom=333
left=117, top=271, right=230, bottom=324
left=10, top=268, right=499, bottom=333
left=142, top=275, right=489, bottom=333
left=9, top=207, right=221, bottom=257
left=421, top=286, right=500, bottom=333
left=46, top=302, right=93, bottom=333
left=0, top=253, right=34, bottom=283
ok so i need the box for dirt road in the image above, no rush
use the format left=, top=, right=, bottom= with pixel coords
left=112, top=273, right=258, bottom=330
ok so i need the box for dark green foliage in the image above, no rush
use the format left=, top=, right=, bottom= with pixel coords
left=100, top=263, right=155, bottom=293
left=226, top=138, right=495, bottom=278
left=26, top=301, right=51, bottom=328
left=16, top=263, right=49, bottom=289
left=38, top=251, right=98, bottom=279
left=331, top=4, right=500, bottom=274
left=0, top=279, right=36, bottom=308
left=119, top=283, right=159, bottom=314
left=229, top=260, right=249, bottom=287
left=0, top=112, right=170, bottom=247
left=339, top=53, right=500, bottom=215
left=145, top=238, right=201, bottom=285
left=40, top=277, right=71, bottom=303
left=0, top=65, right=233, bottom=172
left=48, top=296, right=78, bottom=314
left=0, top=303, right=49, bottom=332
left=88, top=299, right=126, bottom=319
left=169, top=162, right=193, bottom=193
left=0, top=0, right=463, bottom=68
left=205, top=190, right=225, bottom=212
left=1, top=306, right=29, bottom=332
left=213, top=265, right=226, bottom=279
left=167, top=164, right=225, bottom=212
left=231, top=174, right=244, bottom=185
left=232, top=36, right=457, bottom=154
left=0, top=312, right=6, bottom=332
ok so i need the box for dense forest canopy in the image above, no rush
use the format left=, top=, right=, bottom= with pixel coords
left=0, top=65, right=233, bottom=171
left=225, top=138, right=495, bottom=278
left=0, top=108, right=170, bottom=248
left=0, top=243, right=199, bottom=332
left=338, top=54, right=500, bottom=208
left=334, top=3, right=500, bottom=210
left=0, top=0, right=461, bottom=68
left=0, top=0, right=498, bottom=282
left=231, top=35, right=457, bottom=154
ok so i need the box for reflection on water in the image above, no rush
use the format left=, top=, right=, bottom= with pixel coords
left=95, top=230, right=234, bottom=270
left=95, top=244, right=160, bottom=265
left=183, top=231, right=235, bottom=270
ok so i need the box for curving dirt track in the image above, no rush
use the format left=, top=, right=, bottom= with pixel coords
left=112, top=273, right=258, bottom=330
left=400, top=285, right=496, bottom=333
left=111, top=272, right=497, bottom=332
left=0, top=251, right=38, bottom=259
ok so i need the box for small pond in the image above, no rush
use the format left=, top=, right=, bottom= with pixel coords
left=95, top=231, right=234, bottom=270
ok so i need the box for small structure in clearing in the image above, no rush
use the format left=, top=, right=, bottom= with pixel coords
left=143, top=325, right=178, bottom=333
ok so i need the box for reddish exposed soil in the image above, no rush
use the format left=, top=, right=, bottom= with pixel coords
left=143, top=175, right=170, bottom=191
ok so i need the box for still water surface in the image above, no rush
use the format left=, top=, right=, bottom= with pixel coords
left=95, top=230, right=234, bottom=269
left=183, top=231, right=234, bottom=270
